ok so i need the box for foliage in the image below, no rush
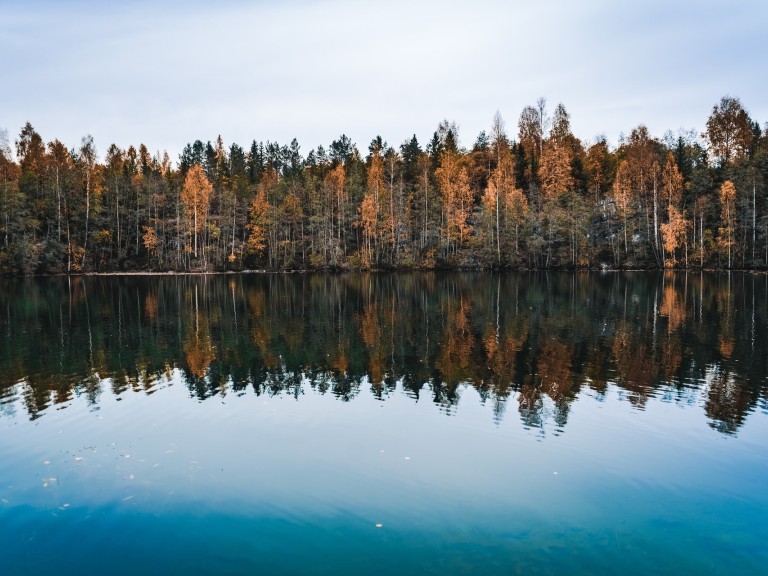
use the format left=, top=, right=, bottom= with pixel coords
left=1, top=96, right=767, bottom=274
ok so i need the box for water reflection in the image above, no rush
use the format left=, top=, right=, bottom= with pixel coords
left=1, top=272, right=766, bottom=433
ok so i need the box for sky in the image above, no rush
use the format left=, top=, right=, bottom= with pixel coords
left=2, top=0, right=767, bottom=161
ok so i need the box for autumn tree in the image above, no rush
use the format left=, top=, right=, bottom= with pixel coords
left=537, top=104, right=587, bottom=266
left=585, top=138, right=613, bottom=201
left=660, top=206, right=687, bottom=267
left=612, top=160, right=632, bottom=264
left=517, top=98, right=547, bottom=178
left=619, top=126, right=662, bottom=264
left=502, top=177, right=528, bottom=260
left=436, top=150, right=473, bottom=257
left=659, top=152, right=687, bottom=267
left=718, top=180, right=736, bottom=268
left=365, top=139, right=385, bottom=264
left=539, top=140, right=573, bottom=199
left=487, top=112, right=507, bottom=262
left=705, top=96, right=753, bottom=167
left=325, top=162, right=346, bottom=265
left=181, top=164, right=213, bottom=261
left=482, top=125, right=528, bottom=265
left=358, top=193, right=376, bottom=267
left=549, top=103, right=571, bottom=145
left=247, top=183, right=270, bottom=260
left=142, top=225, right=159, bottom=258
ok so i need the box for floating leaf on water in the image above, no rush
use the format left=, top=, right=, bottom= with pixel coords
left=43, top=460, right=50, bottom=465
left=375, top=523, right=383, bottom=528
left=122, top=495, right=134, bottom=501
left=404, top=456, right=411, bottom=460
left=74, top=456, right=83, bottom=462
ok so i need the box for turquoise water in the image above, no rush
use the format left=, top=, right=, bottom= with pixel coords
left=1, top=272, right=767, bottom=574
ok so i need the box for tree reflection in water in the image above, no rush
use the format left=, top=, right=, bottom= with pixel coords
left=1, top=272, right=766, bottom=434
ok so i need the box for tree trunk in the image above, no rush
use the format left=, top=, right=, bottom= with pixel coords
left=82, top=171, right=90, bottom=270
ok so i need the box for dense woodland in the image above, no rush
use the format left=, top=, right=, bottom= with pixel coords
left=1, top=96, right=767, bottom=274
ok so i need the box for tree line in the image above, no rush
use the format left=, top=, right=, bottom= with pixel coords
left=1, top=95, right=766, bottom=274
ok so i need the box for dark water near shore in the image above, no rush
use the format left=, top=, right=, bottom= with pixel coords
left=1, top=272, right=767, bottom=574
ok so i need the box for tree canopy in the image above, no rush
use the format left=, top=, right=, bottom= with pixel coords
left=1, top=96, right=766, bottom=274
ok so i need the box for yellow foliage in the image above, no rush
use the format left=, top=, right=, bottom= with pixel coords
left=142, top=226, right=158, bottom=255
left=180, top=165, right=212, bottom=233
left=660, top=205, right=688, bottom=264
left=247, top=188, right=270, bottom=255
left=539, top=140, right=573, bottom=198
left=436, top=152, right=474, bottom=245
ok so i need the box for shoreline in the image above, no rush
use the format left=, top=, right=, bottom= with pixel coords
left=4, top=267, right=767, bottom=278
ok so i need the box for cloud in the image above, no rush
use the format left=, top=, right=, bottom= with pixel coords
left=2, top=0, right=766, bottom=159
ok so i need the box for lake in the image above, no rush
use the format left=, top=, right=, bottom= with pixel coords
left=1, top=272, right=767, bottom=575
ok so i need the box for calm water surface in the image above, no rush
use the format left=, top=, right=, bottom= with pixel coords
left=1, top=272, right=767, bottom=575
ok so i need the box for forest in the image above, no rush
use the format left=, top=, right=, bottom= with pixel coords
left=1, top=96, right=766, bottom=274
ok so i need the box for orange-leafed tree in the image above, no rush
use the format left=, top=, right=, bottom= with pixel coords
left=483, top=148, right=527, bottom=262
left=718, top=180, right=736, bottom=268
left=504, top=184, right=528, bottom=258
left=538, top=139, right=574, bottom=200
left=705, top=96, right=753, bottom=167
left=659, top=152, right=687, bottom=267
left=487, top=111, right=510, bottom=262
left=660, top=205, right=687, bottom=267
left=323, top=163, right=346, bottom=264
left=538, top=139, right=574, bottom=265
left=621, top=126, right=661, bottom=263
left=366, top=144, right=385, bottom=261
left=436, top=151, right=473, bottom=254
left=358, top=193, right=377, bottom=267
left=247, top=185, right=271, bottom=259
left=180, top=164, right=212, bottom=259
left=142, top=225, right=159, bottom=258
left=661, top=152, right=683, bottom=209
left=585, top=137, right=614, bottom=203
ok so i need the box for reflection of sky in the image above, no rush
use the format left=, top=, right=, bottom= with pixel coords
left=1, top=372, right=767, bottom=573
left=2, top=371, right=767, bottom=509
left=2, top=0, right=767, bottom=158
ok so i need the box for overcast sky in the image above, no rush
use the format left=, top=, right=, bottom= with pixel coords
left=2, top=0, right=766, bottom=161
